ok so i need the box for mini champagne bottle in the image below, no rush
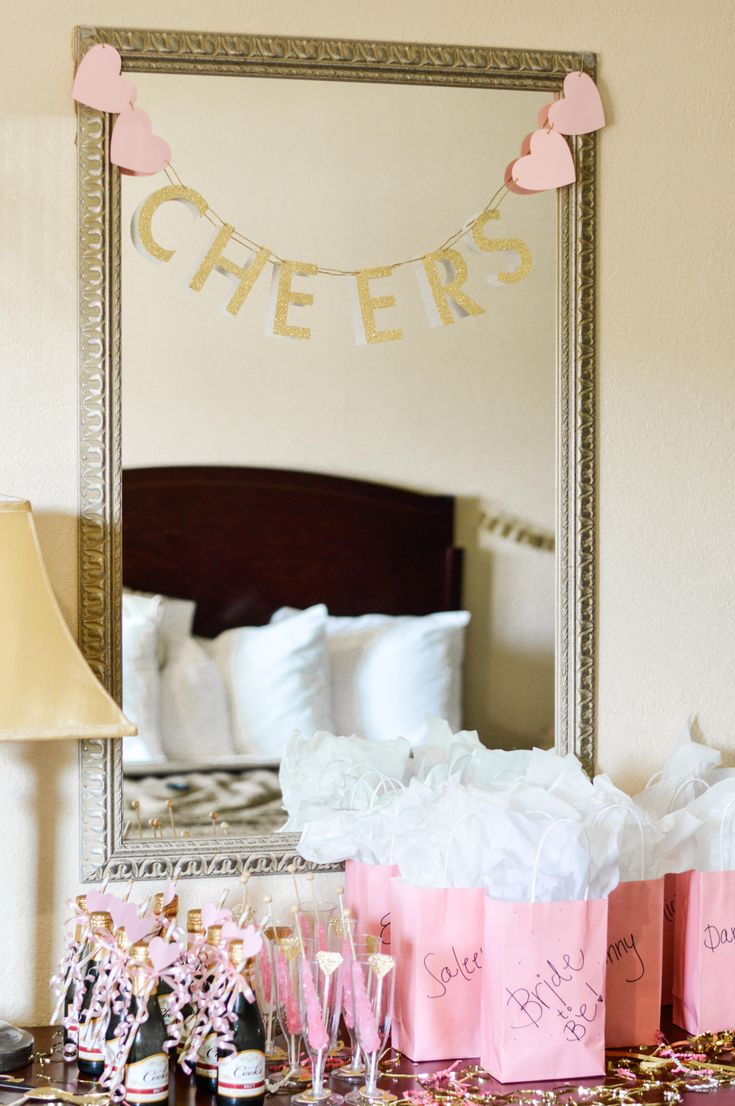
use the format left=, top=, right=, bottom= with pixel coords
left=217, top=941, right=266, bottom=1106
left=104, top=927, right=133, bottom=1086
left=195, top=925, right=225, bottom=1093
left=152, top=891, right=179, bottom=1029
left=63, top=895, right=88, bottom=1050
left=77, top=910, right=112, bottom=1079
left=124, top=943, right=169, bottom=1105
left=178, top=908, right=205, bottom=1060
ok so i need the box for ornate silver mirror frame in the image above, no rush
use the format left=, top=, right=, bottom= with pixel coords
left=75, top=27, right=597, bottom=881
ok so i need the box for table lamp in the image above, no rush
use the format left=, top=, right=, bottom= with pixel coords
left=0, top=495, right=136, bottom=1070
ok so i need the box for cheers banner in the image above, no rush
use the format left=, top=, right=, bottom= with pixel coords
left=131, top=179, right=533, bottom=346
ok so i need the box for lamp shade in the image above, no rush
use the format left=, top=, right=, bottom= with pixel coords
left=0, top=496, right=136, bottom=741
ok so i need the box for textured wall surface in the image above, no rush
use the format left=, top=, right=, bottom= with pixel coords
left=1, top=0, right=734, bottom=1021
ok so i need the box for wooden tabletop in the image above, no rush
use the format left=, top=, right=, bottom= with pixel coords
left=5, top=1020, right=735, bottom=1106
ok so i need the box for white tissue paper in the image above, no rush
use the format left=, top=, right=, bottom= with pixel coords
left=279, top=729, right=411, bottom=831
left=634, top=728, right=724, bottom=818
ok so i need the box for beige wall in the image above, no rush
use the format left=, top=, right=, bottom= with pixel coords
left=120, top=74, right=557, bottom=743
left=1, top=0, right=734, bottom=1021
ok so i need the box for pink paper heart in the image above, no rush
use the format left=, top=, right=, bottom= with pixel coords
left=511, top=129, right=576, bottom=192
left=149, top=936, right=183, bottom=973
left=110, top=107, right=171, bottom=176
left=201, top=902, right=231, bottom=931
left=162, top=880, right=177, bottom=907
left=504, top=134, right=536, bottom=196
left=546, top=72, right=605, bottom=136
left=72, top=44, right=137, bottom=114
left=87, top=889, right=116, bottom=914
left=222, top=922, right=263, bottom=959
left=125, top=912, right=159, bottom=945
left=108, top=895, right=132, bottom=930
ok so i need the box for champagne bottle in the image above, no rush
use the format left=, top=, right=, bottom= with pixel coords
left=77, top=910, right=112, bottom=1078
left=63, top=895, right=88, bottom=1050
left=124, top=943, right=169, bottom=1105
left=177, top=908, right=205, bottom=1059
left=195, top=925, right=224, bottom=1093
left=217, top=941, right=266, bottom=1106
left=153, top=890, right=179, bottom=1027
left=104, top=928, right=132, bottom=1086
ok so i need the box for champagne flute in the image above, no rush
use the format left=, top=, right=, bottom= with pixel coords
left=332, top=934, right=380, bottom=1079
left=292, top=954, right=344, bottom=1105
left=345, top=953, right=396, bottom=1106
left=271, top=926, right=311, bottom=1086
left=297, top=902, right=337, bottom=952
left=255, top=927, right=288, bottom=1061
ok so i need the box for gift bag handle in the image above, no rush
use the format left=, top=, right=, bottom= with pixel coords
left=719, top=794, right=735, bottom=872
left=368, top=777, right=405, bottom=810
left=441, top=810, right=492, bottom=885
left=349, top=767, right=388, bottom=808
left=531, top=817, right=592, bottom=903
left=666, top=776, right=710, bottom=814
left=592, top=803, right=646, bottom=881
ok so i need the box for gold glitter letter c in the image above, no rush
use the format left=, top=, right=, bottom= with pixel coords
left=132, top=185, right=208, bottom=264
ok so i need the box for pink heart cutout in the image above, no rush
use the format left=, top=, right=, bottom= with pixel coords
left=201, top=903, right=231, bottom=931
left=72, top=44, right=137, bottom=114
left=110, top=107, right=171, bottom=176
left=162, top=880, right=177, bottom=907
left=504, top=134, right=537, bottom=195
left=87, top=889, right=116, bottom=914
left=511, top=129, right=576, bottom=192
left=546, top=72, right=605, bottom=136
left=149, top=936, right=183, bottom=973
left=125, top=912, right=159, bottom=945
left=108, top=896, right=132, bottom=930
left=222, top=922, right=263, bottom=958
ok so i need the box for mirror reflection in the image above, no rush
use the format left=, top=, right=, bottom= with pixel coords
left=119, top=72, right=557, bottom=840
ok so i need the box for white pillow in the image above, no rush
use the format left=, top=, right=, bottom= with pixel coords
left=207, top=604, right=333, bottom=757
left=121, top=592, right=164, bottom=762
left=123, top=588, right=196, bottom=665
left=159, top=636, right=234, bottom=761
left=272, top=608, right=470, bottom=745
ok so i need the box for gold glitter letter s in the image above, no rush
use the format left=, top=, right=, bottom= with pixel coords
left=132, top=184, right=209, bottom=264
left=471, top=210, right=533, bottom=285
left=416, top=249, right=484, bottom=328
left=352, top=267, right=403, bottom=345
left=267, top=260, right=319, bottom=340
left=189, top=226, right=270, bottom=316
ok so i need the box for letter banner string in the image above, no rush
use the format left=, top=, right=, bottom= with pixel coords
left=374, top=1031, right=735, bottom=1106
left=72, top=43, right=607, bottom=346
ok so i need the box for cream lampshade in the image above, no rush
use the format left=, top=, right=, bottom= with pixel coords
left=0, top=495, right=136, bottom=741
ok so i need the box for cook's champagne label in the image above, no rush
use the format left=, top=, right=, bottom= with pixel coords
left=218, top=1050, right=266, bottom=1098
left=196, top=1033, right=218, bottom=1077
left=78, top=1018, right=103, bottom=1061
left=65, top=1002, right=79, bottom=1044
left=158, top=994, right=174, bottom=1026
left=125, top=1052, right=169, bottom=1103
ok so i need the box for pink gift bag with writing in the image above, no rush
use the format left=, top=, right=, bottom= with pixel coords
left=481, top=894, right=608, bottom=1083
left=673, top=869, right=735, bottom=1033
left=390, top=879, right=485, bottom=1061
left=661, top=872, right=677, bottom=1003
left=344, top=859, right=399, bottom=950
left=605, top=877, right=664, bottom=1045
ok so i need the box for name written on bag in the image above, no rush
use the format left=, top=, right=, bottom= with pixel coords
left=704, top=923, right=735, bottom=952
left=424, top=944, right=483, bottom=998
left=606, top=930, right=645, bottom=982
left=505, top=949, right=604, bottom=1043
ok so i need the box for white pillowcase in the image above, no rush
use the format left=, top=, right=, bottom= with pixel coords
left=207, top=604, right=334, bottom=757
left=123, top=588, right=196, bottom=665
left=159, top=636, right=234, bottom=761
left=272, top=608, right=470, bottom=746
left=121, top=592, right=165, bottom=762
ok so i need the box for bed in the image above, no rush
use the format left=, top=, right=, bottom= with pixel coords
left=121, top=465, right=464, bottom=837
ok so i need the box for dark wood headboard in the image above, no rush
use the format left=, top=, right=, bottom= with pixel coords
left=122, top=466, right=463, bottom=638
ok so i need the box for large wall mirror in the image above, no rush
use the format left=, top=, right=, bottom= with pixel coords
left=76, top=28, right=596, bottom=881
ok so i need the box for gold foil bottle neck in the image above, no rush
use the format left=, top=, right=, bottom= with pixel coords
left=187, top=908, right=204, bottom=934
left=207, top=925, right=223, bottom=947
left=89, top=911, right=112, bottom=930
left=229, top=940, right=245, bottom=968
left=129, top=942, right=151, bottom=965
left=76, top=894, right=88, bottom=913
left=115, top=927, right=132, bottom=952
left=153, top=892, right=179, bottom=920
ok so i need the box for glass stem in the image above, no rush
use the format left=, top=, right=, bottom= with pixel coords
left=352, top=1041, right=363, bottom=1070
left=311, top=1048, right=325, bottom=1098
left=288, top=1032, right=300, bottom=1076
left=364, top=1050, right=379, bottom=1097
left=265, top=1009, right=274, bottom=1051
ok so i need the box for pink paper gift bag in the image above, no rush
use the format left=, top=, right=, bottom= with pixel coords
left=390, top=880, right=485, bottom=1061
left=344, top=858, right=399, bottom=950
left=672, top=869, right=735, bottom=1033
left=605, top=877, right=664, bottom=1046
left=661, top=872, right=677, bottom=1004
left=481, top=896, right=608, bottom=1083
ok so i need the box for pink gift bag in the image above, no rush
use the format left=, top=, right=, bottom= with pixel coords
left=661, top=872, right=677, bottom=1004
left=672, top=868, right=735, bottom=1033
left=344, top=859, right=399, bottom=949
left=605, top=877, right=664, bottom=1045
left=390, top=879, right=485, bottom=1061
left=481, top=894, right=608, bottom=1083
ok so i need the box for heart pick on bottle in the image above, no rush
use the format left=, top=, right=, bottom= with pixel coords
left=541, top=72, right=605, bottom=135
left=511, top=129, right=576, bottom=192
left=149, top=935, right=183, bottom=972
left=72, top=44, right=137, bottom=114
left=110, top=107, right=171, bottom=176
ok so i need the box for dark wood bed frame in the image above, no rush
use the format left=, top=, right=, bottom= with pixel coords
left=122, top=466, right=463, bottom=637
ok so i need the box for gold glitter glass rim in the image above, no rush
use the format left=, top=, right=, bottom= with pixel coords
left=74, top=26, right=597, bottom=882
